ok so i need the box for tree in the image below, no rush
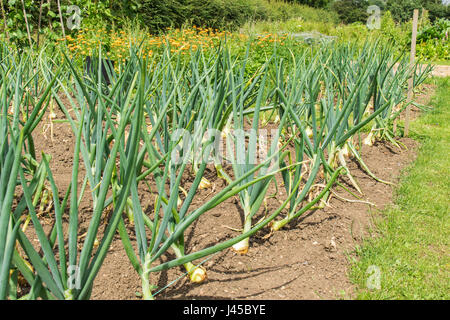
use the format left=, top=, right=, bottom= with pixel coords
left=386, top=0, right=449, bottom=22
left=289, top=0, right=333, bottom=8
left=331, top=0, right=369, bottom=24
left=136, top=0, right=186, bottom=33
left=331, top=0, right=450, bottom=24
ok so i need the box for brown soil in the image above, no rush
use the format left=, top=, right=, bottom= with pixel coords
left=24, top=85, right=435, bottom=300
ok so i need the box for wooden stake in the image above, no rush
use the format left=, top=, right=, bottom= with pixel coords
left=48, top=0, right=53, bottom=32
left=37, top=0, right=44, bottom=48
left=404, top=9, right=419, bottom=137
left=21, top=0, right=33, bottom=48
left=57, top=0, right=66, bottom=39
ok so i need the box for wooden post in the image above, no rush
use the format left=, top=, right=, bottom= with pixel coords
left=404, top=9, right=419, bottom=137
left=57, top=0, right=66, bottom=39
left=37, top=0, right=45, bottom=48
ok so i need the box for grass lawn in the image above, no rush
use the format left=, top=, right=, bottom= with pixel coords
left=350, top=77, right=450, bottom=300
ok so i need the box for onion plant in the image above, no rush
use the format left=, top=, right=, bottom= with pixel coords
left=0, top=50, right=59, bottom=299
left=316, top=42, right=412, bottom=193
left=12, top=46, right=145, bottom=300
left=221, top=53, right=291, bottom=254
left=270, top=53, right=344, bottom=231
left=113, top=45, right=297, bottom=299
left=271, top=40, right=421, bottom=230
left=363, top=55, right=433, bottom=147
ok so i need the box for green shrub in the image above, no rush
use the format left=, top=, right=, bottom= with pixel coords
left=380, top=10, right=409, bottom=48
left=417, top=18, right=450, bottom=42
left=137, top=0, right=186, bottom=33
left=386, top=0, right=422, bottom=22
left=416, top=18, right=450, bottom=60
left=385, top=0, right=450, bottom=23
left=417, top=38, right=450, bottom=60
left=185, top=0, right=268, bottom=30
left=331, top=0, right=450, bottom=25
left=134, top=0, right=272, bottom=32
left=285, top=0, right=333, bottom=8
left=331, top=0, right=369, bottom=24
left=265, top=1, right=338, bottom=23
left=424, top=2, right=450, bottom=22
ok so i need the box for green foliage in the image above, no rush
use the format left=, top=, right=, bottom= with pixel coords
left=417, top=38, right=450, bottom=60
left=380, top=11, right=409, bottom=49
left=417, top=18, right=450, bottom=42
left=37, top=1, right=63, bottom=42
left=118, top=0, right=338, bottom=34
left=184, top=0, right=267, bottom=31
left=386, top=0, right=450, bottom=23
left=331, top=0, right=450, bottom=25
left=2, top=0, right=122, bottom=47
left=3, top=0, right=38, bottom=46
left=424, top=1, right=450, bottom=22
left=133, top=0, right=186, bottom=32
left=327, top=0, right=449, bottom=61
left=286, top=0, right=333, bottom=8
left=133, top=0, right=337, bottom=33
left=266, top=1, right=338, bottom=23
left=71, top=0, right=116, bottom=29
left=415, top=18, right=450, bottom=60
left=385, top=0, right=423, bottom=23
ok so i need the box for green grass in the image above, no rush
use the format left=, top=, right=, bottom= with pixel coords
left=350, top=77, right=450, bottom=300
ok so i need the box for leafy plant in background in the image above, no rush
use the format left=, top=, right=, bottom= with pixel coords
left=134, top=0, right=186, bottom=33
left=380, top=11, right=409, bottom=49
left=417, top=38, right=450, bottom=60
left=386, top=0, right=450, bottom=23
left=37, top=0, right=64, bottom=44
left=2, top=0, right=36, bottom=46
left=0, top=44, right=60, bottom=299
left=416, top=18, right=450, bottom=60
left=417, top=18, right=450, bottom=42
left=331, top=0, right=370, bottom=24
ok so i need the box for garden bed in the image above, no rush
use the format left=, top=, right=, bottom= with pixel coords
left=23, top=86, right=434, bottom=300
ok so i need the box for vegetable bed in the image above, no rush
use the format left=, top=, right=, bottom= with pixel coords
left=0, top=38, right=433, bottom=300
